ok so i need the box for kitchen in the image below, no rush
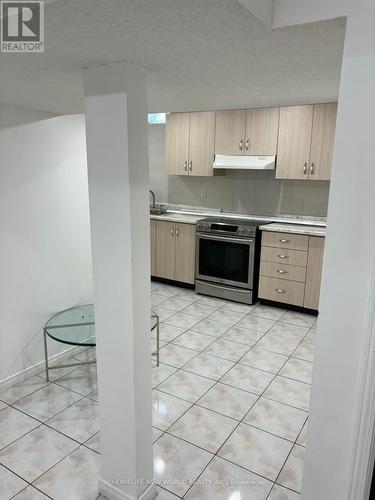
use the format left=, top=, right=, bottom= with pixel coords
left=147, top=102, right=334, bottom=498
left=149, top=103, right=333, bottom=311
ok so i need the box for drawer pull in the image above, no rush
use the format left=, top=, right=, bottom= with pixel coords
left=277, top=254, right=289, bottom=259
left=275, top=288, right=286, bottom=294
left=277, top=269, right=288, bottom=274
left=279, top=239, right=290, bottom=243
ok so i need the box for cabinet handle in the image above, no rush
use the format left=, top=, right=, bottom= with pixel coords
left=277, top=269, right=288, bottom=274
left=245, top=139, right=249, bottom=151
left=189, top=160, right=192, bottom=172
left=184, top=160, right=188, bottom=172
left=277, top=254, right=289, bottom=259
left=279, top=239, right=289, bottom=243
left=275, top=288, right=286, bottom=294
left=170, top=227, right=174, bottom=237
left=310, top=162, right=315, bottom=175
left=176, top=228, right=179, bottom=237
left=239, top=139, right=243, bottom=151
left=303, top=162, right=308, bottom=175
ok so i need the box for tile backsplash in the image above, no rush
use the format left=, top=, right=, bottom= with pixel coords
left=168, top=170, right=330, bottom=217
left=149, top=125, right=330, bottom=217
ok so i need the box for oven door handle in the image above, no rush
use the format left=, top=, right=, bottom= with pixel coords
left=196, top=233, right=254, bottom=244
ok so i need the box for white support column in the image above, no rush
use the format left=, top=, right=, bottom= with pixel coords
left=83, top=63, right=155, bottom=500
left=302, top=1, right=375, bottom=499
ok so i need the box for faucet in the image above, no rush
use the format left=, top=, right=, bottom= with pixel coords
left=149, top=189, right=156, bottom=209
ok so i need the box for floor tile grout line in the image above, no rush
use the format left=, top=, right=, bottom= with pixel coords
left=6, top=431, right=100, bottom=497
left=3, top=284, right=313, bottom=498
left=0, top=433, right=81, bottom=495
left=270, top=421, right=308, bottom=496
left=154, top=299, right=312, bottom=444
left=0, top=387, right=98, bottom=462
left=261, top=319, right=315, bottom=498
left=9, top=482, right=55, bottom=500
left=8, top=382, right=91, bottom=422
left=153, top=284, right=312, bottom=496
left=157, top=431, right=277, bottom=499
left=158, top=298, right=278, bottom=371
left=199, top=310, right=312, bottom=482
left=0, top=380, right=52, bottom=407
left=164, top=391, right=306, bottom=447
left=1, top=359, right=96, bottom=408
left=0, top=461, right=36, bottom=491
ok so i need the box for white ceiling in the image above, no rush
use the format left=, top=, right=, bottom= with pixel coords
left=0, top=0, right=346, bottom=114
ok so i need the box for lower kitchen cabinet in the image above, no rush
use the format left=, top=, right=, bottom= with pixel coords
left=304, top=236, right=325, bottom=310
left=155, top=220, right=176, bottom=280
left=259, top=230, right=325, bottom=311
left=153, top=220, right=196, bottom=284
left=259, top=276, right=305, bottom=307
left=174, top=223, right=196, bottom=284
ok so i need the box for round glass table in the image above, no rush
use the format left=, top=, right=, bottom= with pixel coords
left=43, top=304, right=159, bottom=381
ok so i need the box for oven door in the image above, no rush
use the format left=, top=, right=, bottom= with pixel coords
left=196, top=233, right=255, bottom=289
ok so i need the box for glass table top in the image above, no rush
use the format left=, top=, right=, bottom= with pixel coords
left=44, top=304, right=158, bottom=347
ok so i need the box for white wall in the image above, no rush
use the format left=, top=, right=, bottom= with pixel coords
left=0, top=107, right=93, bottom=382
left=148, top=124, right=168, bottom=202
left=273, top=0, right=349, bottom=28
left=302, top=0, right=375, bottom=498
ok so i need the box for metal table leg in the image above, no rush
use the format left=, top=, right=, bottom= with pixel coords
left=43, top=327, right=50, bottom=382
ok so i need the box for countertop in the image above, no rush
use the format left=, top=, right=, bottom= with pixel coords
left=259, top=222, right=326, bottom=237
left=150, top=213, right=204, bottom=224
left=149, top=204, right=327, bottom=228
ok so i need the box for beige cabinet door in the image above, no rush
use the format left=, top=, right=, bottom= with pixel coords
left=188, top=111, right=216, bottom=176
left=155, top=220, right=176, bottom=280
left=309, top=103, right=337, bottom=181
left=214, top=109, right=246, bottom=155
left=245, top=107, right=279, bottom=155
left=174, top=223, right=196, bottom=284
left=276, top=105, right=314, bottom=180
left=166, top=113, right=189, bottom=175
left=304, top=236, right=325, bottom=310
left=150, top=219, right=156, bottom=276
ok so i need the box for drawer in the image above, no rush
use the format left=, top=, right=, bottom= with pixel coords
left=259, top=276, right=305, bottom=306
left=262, top=231, right=309, bottom=251
left=261, top=246, right=308, bottom=267
left=260, top=261, right=306, bottom=283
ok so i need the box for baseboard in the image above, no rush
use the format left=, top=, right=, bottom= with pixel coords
left=99, top=479, right=157, bottom=500
left=0, top=344, right=88, bottom=390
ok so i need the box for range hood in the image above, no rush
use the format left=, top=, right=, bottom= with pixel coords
left=213, top=154, right=276, bottom=170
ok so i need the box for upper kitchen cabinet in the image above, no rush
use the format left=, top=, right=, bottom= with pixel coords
left=215, top=109, right=246, bottom=155
left=245, top=107, right=279, bottom=155
left=276, top=103, right=337, bottom=180
left=166, top=112, right=190, bottom=175
left=166, top=111, right=216, bottom=176
left=215, top=107, right=279, bottom=156
left=309, top=103, right=338, bottom=181
left=276, top=105, right=314, bottom=180
left=188, top=111, right=216, bottom=176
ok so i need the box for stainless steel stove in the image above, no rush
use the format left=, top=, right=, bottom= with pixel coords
left=195, top=217, right=268, bottom=304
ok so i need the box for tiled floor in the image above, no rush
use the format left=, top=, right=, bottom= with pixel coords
left=0, top=282, right=316, bottom=499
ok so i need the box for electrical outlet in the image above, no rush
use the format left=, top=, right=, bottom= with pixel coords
left=201, top=188, right=207, bottom=198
